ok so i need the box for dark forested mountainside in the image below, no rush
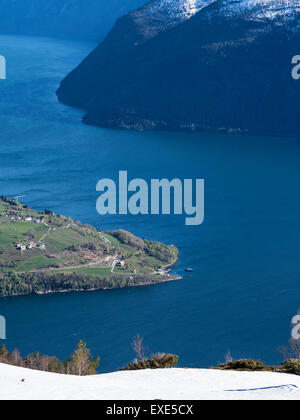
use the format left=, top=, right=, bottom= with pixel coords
left=57, top=0, right=300, bottom=136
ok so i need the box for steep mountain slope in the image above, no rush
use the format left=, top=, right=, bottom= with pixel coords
left=57, top=0, right=215, bottom=107
left=57, top=0, right=300, bottom=136
left=0, top=0, right=147, bottom=40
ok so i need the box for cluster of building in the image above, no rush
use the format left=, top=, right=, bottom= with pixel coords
left=16, top=242, right=45, bottom=252
left=115, top=260, right=137, bottom=274
left=5, top=212, right=46, bottom=224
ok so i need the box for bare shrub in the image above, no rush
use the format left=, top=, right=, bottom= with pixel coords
left=132, top=334, right=147, bottom=360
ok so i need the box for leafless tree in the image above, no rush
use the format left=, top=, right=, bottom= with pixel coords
left=11, top=349, right=23, bottom=367
left=225, top=348, right=233, bottom=363
left=40, top=356, right=52, bottom=372
left=132, top=334, right=147, bottom=360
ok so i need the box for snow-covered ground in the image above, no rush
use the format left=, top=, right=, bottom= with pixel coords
left=1, top=363, right=300, bottom=400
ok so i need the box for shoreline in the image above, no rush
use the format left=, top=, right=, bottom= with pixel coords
left=0, top=263, right=183, bottom=298
left=35, top=274, right=182, bottom=295
left=1, top=274, right=182, bottom=298
left=80, top=114, right=298, bottom=141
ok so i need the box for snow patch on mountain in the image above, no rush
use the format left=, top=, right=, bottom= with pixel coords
left=140, top=0, right=213, bottom=21
left=212, top=0, right=300, bottom=23
left=134, top=0, right=300, bottom=27
left=131, top=0, right=215, bottom=38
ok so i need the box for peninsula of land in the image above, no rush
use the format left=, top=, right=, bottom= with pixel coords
left=0, top=196, right=180, bottom=297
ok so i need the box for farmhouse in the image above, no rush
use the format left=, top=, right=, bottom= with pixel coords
left=16, top=244, right=26, bottom=251
left=116, top=261, right=125, bottom=268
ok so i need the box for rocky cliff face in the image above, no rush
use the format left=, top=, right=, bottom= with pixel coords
left=57, top=0, right=300, bottom=136
left=0, top=0, right=147, bottom=40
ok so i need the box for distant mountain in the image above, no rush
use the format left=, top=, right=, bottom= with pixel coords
left=57, top=0, right=215, bottom=107
left=0, top=0, right=147, bottom=40
left=57, top=0, right=300, bottom=136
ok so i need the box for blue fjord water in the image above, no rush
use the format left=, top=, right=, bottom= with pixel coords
left=0, top=35, right=300, bottom=372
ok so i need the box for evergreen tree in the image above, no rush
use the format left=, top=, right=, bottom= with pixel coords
left=66, top=340, right=100, bottom=376
left=0, top=344, right=12, bottom=363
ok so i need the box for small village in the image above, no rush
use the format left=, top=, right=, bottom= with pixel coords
left=4, top=210, right=47, bottom=224
left=15, top=241, right=46, bottom=252
left=3, top=211, right=48, bottom=252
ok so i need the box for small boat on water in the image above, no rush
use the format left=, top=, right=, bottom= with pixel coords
left=185, top=268, right=194, bottom=273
